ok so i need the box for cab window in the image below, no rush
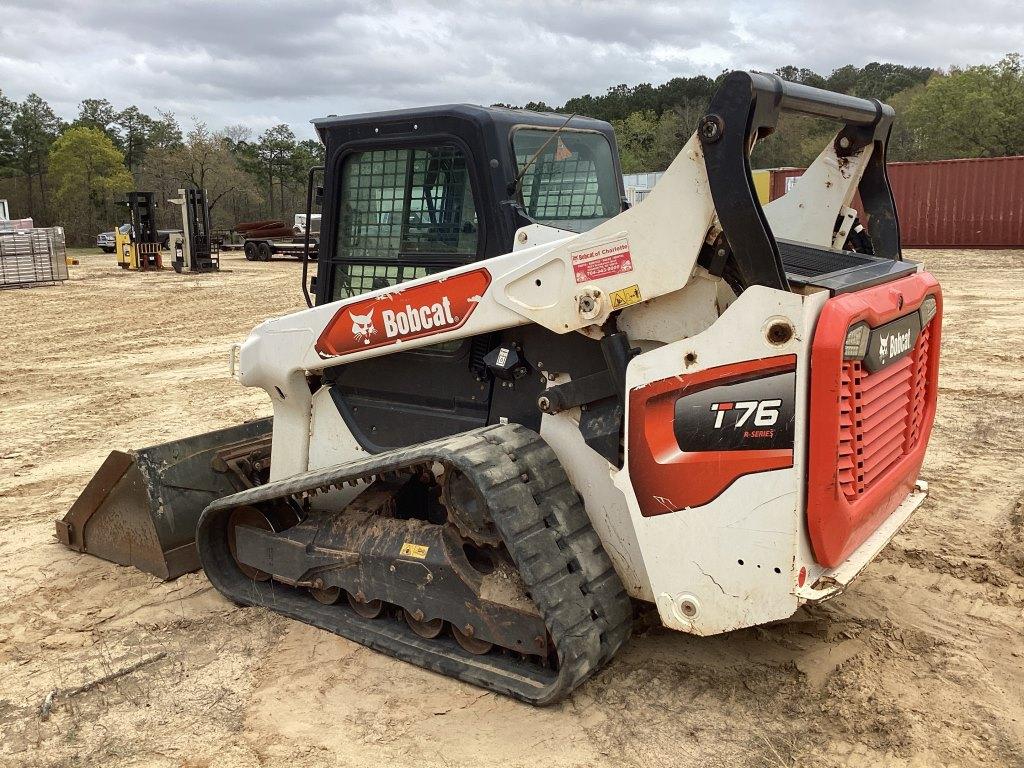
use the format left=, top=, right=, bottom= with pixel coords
left=332, top=145, right=478, bottom=301
left=512, top=129, right=621, bottom=233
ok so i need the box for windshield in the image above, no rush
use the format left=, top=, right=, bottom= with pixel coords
left=512, top=128, right=621, bottom=233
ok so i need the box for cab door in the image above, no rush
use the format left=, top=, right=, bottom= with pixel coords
left=318, top=143, right=492, bottom=452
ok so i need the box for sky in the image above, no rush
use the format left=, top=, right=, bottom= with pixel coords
left=0, top=0, right=1021, bottom=140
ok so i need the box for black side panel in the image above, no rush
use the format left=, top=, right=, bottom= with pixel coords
left=485, top=324, right=610, bottom=433
left=325, top=342, right=491, bottom=453
left=491, top=325, right=622, bottom=463
left=674, top=371, right=796, bottom=451
left=327, top=322, right=624, bottom=462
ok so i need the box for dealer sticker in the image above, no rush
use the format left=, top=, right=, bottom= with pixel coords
left=570, top=236, right=633, bottom=284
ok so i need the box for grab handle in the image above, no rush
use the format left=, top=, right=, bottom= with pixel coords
left=699, top=71, right=900, bottom=292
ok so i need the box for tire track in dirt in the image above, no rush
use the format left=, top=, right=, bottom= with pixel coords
left=1, top=248, right=1022, bottom=767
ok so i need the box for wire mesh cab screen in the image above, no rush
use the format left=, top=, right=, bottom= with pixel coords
left=513, top=129, right=621, bottom=233
left=332, top=145, right=478, bottom=301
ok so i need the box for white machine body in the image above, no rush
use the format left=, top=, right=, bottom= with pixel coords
left=231, top=131, right=936, bottom=635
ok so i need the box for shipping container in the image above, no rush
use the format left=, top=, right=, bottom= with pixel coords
left=766, top=155, right=1024, bottom=248
left=751, top=169, right=771, bottom=204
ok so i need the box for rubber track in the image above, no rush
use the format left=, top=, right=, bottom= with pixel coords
left=196, top=423, right=632, bottom=705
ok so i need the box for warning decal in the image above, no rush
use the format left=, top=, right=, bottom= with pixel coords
left=570, top=236, right=633, bottom=284
left=609, top=284, right=642, bottom=309
left=399, top=542, right=429, bottom=559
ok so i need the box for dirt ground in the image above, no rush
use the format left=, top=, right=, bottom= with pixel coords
left=1, top=247, right=1022, bottom=768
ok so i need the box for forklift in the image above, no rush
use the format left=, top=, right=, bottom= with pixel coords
left=115, top=192, right=163, bottom=270
left=168, top=188, right=220, bottom=273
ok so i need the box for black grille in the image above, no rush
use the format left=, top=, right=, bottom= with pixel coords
left=777, top=239, right=875, bottom=277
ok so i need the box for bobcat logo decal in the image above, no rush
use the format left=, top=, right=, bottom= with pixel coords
left=316, top=268, right=492, bottom=358
left=878, top=328, right=911, bottom=363
left=350, top=309, right=377, bottom=345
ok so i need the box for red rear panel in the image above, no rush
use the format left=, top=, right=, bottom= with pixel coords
left=807, top=272, right=942, bottom=566
left=628, top=356, right=797, bottom=516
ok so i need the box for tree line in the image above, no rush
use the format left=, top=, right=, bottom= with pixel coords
left=2, top=53, right=1022, bottom=245
left=499, top=54, right=1024, bottom=175
left=0, top=95, right=324, bottom=245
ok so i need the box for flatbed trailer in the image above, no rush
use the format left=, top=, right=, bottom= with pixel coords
left=242, top=236, right=319, bottom=261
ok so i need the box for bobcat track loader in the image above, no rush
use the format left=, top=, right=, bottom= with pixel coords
left=59, top=72, right=942, bottom=704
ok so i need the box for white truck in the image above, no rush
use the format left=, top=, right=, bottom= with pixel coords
left=293, top=213, right=321, bottom=236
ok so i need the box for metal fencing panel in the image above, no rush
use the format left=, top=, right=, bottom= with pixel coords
left=0, top=226, right=69, bottom=288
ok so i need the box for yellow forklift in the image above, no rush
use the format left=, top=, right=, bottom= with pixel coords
left=114, top=191, right=163, bottom=270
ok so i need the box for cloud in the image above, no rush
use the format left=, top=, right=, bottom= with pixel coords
left=0, top=0, right=1019, bottom=138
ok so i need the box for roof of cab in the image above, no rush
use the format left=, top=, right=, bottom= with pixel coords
left=311, top=103, right=613, bottom=143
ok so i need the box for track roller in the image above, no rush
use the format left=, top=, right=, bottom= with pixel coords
left=348, top=593, right=384, bottom=618
left=452, top=624, right=493, bottom=655
left=404, top=610, right=444, bottom=639
left=309, top=584, right=342, bottom=604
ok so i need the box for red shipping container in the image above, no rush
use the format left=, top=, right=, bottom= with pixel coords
left=766, top=155, right=1024, bottom=248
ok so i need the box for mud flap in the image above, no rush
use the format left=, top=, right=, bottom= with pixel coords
left=56, top=418, right=272, bottom=580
